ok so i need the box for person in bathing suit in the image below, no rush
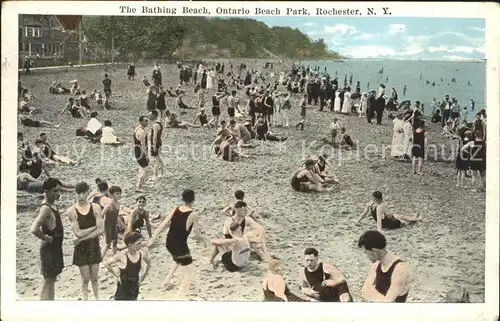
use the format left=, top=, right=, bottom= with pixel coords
left=208, top=222, right=252, bottom=272
left=222, top=201, right=273, bottom=262
left=358, top=230, right=411, bottom=302
left=101, top=185, right=122, bottom=258
left=357, top=191, right=421, bottom=232
left=262, top=259, right=308, bottom=302
left=299, top=248, right=352, bottom=302
left=312, top=155, right=339, bottom=184
left=104, top=231, right=151, bottom=300
left=147, top=189, right=209, bottom=298
left=148, top=110, right=165, bottom=180
left=290, top=159, right=333, bottom=192
left=221, top=190, right=256, bottom=219
left=30, top=178, right=65, bottom=300
left=87, top=178, right=111, bottom=209
left=192, top=108, right=209, bottom=127
left=66, top=182, right=104, bottom=300
left=125, top=195, right=153, bottom=237
left=133, top=116, right=150, bottom=191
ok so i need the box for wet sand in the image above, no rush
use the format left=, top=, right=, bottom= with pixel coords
left=16, top=60, right=485, bottom=301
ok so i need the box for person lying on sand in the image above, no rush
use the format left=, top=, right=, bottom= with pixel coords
left=164, top=111, right=199, bottom=129
left=312, top=155, right=339, bottom=184
left=49, top=81, right=70, bottom=94
left=262, top=259, right=308, bottom=302
left=39, top=133, right=77, bottom=165
left=299, top=248, right=353, bottom=302
left=208, top=222, right=251, bottom=272
left=223, top=201, right=273, bottom=262
left=358, top=230, right=410, bottom=302
left=20, top=115, right=60, bottom=129
left=217, top=135, right=252, bottom=162
left=17, top=168, right=74, bottom=194
left=104, top=231, right=150, bottom=301
left=357, top=191, right=421, bottom=232
left=291, top=159, right=333, bottom=193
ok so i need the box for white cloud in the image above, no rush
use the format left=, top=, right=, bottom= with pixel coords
left=323, top=24, right=357, bottom=36
left=442, top=55, right=476, bottom=61
left=428, top=45, right=482, bottom=54
left=307, top=31, right=318, bottom=36
left=400, top=43, right=425, bottom=56
left=468, top=26, right=485, bottom=32
left=341, top=46, right=397, bottom=58
left=353, top=32, right=375, bottom=40
left=303, top=22, right=317, bottom=27
left=388, top=24, right=407, bottom=34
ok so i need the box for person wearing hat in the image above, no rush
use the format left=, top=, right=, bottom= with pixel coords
left=440, top=94, right=452, bottom=127
left=366, top=90, right=376, bottom=123
left=390, top=111, right=406, bottom=158
left=374, top=84, right=386, bottom=125
left=290, top=159, right=332, bottom=192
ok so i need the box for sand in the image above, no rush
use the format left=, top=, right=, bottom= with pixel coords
left=16, top=60, right=485, bottom=302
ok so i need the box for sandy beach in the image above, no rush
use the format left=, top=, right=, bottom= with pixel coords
left=16, top=60, right=485, bottom=302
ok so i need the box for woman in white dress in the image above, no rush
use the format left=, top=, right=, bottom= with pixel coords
left=359, top=92, right=367, bottom=118
left=341, top=89, right=351, bottom=114
left=390, top=113, right=405, bottom=158
left=100, top=120, right=123, bottom=146
left=333, top=90, right=342, bottom=112
left=402, top=114, right=413, bottom=159
left=207, top=69, right=214, bottom=91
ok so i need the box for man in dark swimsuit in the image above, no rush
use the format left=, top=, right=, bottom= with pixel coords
left=358, top=230, right=411, bottom=302
left=126, top=195, right=153, bottom=237
left=148, top=110, right=165, bottom=180
left=147, top=189, right=208, bottom=298
left=290, top=160, right=332, bottom=192
left=133, top=116, right=150, bottom=191
left=30, top=178, right=64, bottom=300
left=66, top=182, right=105, bottom=300
left=104, top=231, right=151, bottom=300
left=299, top=248, right=352, bottom=302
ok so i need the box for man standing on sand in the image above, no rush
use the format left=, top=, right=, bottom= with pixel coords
left=358, top=230, right=411, bottom=302
left=30, top=178, right=64, bottom=300
left=148, top=110, right=165, bottom=180
left=102, top=74, right=112, bottom=106
left=299, top=248, right=353, bottom=302
left=133, top=116, right=150, bottom=192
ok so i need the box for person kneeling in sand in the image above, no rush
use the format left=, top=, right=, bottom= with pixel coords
left=262, top=260, right=308, bottom=302
left=299, top=248, right=353, bottom=302
left=357, top=191, right=421, bottom=232
left=218, top=135, right=252, bottom=162
left=291, top=159, right=333, bottom=192
left=208, top=222, right=251, bottom=272
left=104, top=231, right=150, bottom=300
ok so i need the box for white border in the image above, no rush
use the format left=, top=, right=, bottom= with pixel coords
left=2, top=2, right=499, bottom=321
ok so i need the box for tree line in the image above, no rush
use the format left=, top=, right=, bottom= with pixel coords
left=82, top=16, right=344, bottom=60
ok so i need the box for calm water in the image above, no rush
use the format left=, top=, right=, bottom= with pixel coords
left=303, top=59, right=486, bottom=121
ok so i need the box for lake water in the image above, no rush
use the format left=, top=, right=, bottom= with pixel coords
left=302, top=59, right=486, bottom=121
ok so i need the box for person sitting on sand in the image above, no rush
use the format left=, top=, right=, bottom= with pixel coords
left=104, top=231, right=150, bottom=301
left=100, top=120, right=124, bottom=146
left=124, top=195, right=153, bottom=237
left=60, top=97, right=81, bottom=118
left=176, top=92, right=194, bottom=110
left=70, top=80, right=81, bottom=95
left=358, top=230, right=411, bottom=302
left=339, top=127, right=355, bottom=149
left=254, top=114, right=287, bottom=142
left=49, top=81, right=70, bottom=94
left=192, top=108, right=209, bottom=127
left=218, top=135, right=251, bottom=162
left=208, top=222, right=252, bottom=272
left=299, top=248, right=353, bottom=302
left=20, top=115, right=60, bottom=129
left=38, top=133, right=76, bottom=165
left=290, top=159, right=332, bottom=192
left=357, top=191, right=421, bottom=232
left=210, top=121, right=231, bottom=154
left=229, top=119, right=253, bottom=148
left=18, top=96, right=39, bottom=115
left=223, top=201, right=273, bottom=262
left=85, top=112, right=103, bottom=141
left=262, top=259, right=308, bottom=302
left=313, top=155, right=339, bottom=184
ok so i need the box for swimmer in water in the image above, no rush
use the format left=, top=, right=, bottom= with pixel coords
left=358, top=230, right=411, bottom=302
left=357, top=191, right=421, bottom=232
